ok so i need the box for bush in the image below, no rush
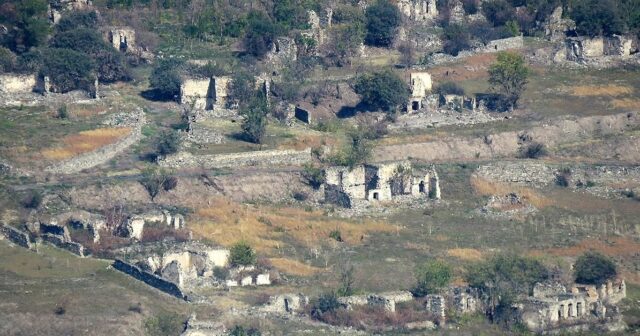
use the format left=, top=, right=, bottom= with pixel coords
left=162, top=176, right=178, bottom=191
left=435, top=82, right=465, bottom=96
left=482, top=0, right=516, bottom=26
left=243, top=10, right=277, bottom=58
left=412, top=260, right=452, bottom=297
left=364, top=0, right=402, bottom=47
left=462, top=0, right=480, bottom=14
left=229, top=241, right=257, bottom=266
left=240, top=91, right=269, bottom=144
left=302, top=163, right=325, bottom=189
left=155, top=130, right=181, bottom=156
left=442, top=23, right=471, bottom=56
left=56, top=105, right=69, bottom=119
left=574, top=251, right=617, bottom=285
left=41, top=48, right=95, bottom=93
left=229, top=71, right=257, bottom=107
left=56, top=10, right=98, bottom=32
left=570, top=0, right=625, bottom=37
left=520, top=142, right=547, bottom=159
left=228, top=325, right=261, bottom=336
left=354, top=69, right=409, bottom=113
left=143, top=312, right=184, bottom=336
left=311, top=292, right=341, bottom=319
left=329, top=230, right=343, bottom=242
left=0, top=47, right=17, bottom=72
left=139, top=167, right=175, bottom=201
left=149, top=59, right=184, bottom=100
left=23, top=191, right=43, bottom=209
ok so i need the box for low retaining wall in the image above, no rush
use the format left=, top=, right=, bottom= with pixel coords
left=41, top=233, right=86, bottom=257
left=0, top=224, right=32, bottom=249
left=159, top=148, right=312, bottom=169
left=112, top=259, right=185, bottom=300
left=45, top=109, right=146, bottom=174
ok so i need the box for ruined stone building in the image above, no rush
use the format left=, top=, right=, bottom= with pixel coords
left=559, top=35, right=636, bottom=63
left=108, top=27, right=136, bottom=53
left=48, top=0, right=92, bottom=23
left=408, top=72, right=432, bottom=111
left=324, top=161, right=440, bottom=208
left=518, top=280, right=627, bottom=332
left=180, top=76, right=231, bottom=111
left=396, top=0, right=438, bottom=22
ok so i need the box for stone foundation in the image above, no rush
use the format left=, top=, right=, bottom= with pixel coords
left=159, top=148, right=312, bottom=169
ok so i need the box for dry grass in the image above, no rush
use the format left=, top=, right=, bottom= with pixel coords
left=611, top=98, right=640, bottom=109
left=572, top=85, right=633, bottom=97
left=190, top=198, right=395, bottom=253
left=429, top=52, right=499, bottom=82
left=447, top=248, right=484, bottom=261
left=68, top=105, right=108, bottom=118
left=378, top=133, right=440, bottom=146
left=41, top=127, right=132, bottom=160
left=470, top=175, right=552, bottom=209
left=268, top=258, right=323, bottom=276
left=278, top=133, right=337, bottom=151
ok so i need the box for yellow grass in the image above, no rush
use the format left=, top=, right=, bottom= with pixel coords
left=470, top=175, right=552, bottom=209
left=269, top=258, right=323, bottom=276
left=611, top=98, right=640, bottom=109
left=41, top=127, right=132, bottom=160
left=447, top=248, right=484, bottom=261
left=278, top=133, right=337, bottom=151
left=572, top=85, right=633, bottom=97
left=190, top=198, right=395, bottom=253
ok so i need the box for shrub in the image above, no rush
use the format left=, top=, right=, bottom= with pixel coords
left=435, top=82, right=465, bottom=96
left=574, top=251, right=617, bottom=285
left=229, top=71, right=257, bottom=108
left=56, top=10, right=98, bottom=32
left=555, top=168, right=571, bottom=187
left=139, top=168, right=174, bottom=201
left=570, top=0, right=625, bottom=37
left=462, top=0, right=480, bottom=14
left=229, top=241, right=257, bottom=266
left=228, top=325, right=261, bottom=336
left=0, top=47, right=17, bottom=72
left=520, top=142, right=547, bottom=159
left=412, top=260, right=452, bottom=297
left=329, top=230, right=343, bottom=242
left=23, top=191, right=43, bottom=209
left=482, top=0, right=516, bottom=27
left=162, top=176, right=178, bottom=191
left=213, top=266, right=229, bottom=280
left=302, top=163, right=325, bottom=189
left=155, top=130, right=181, bottom=156
left=354, top=69, right=409, bottom=113
left=128, top=302, right=143, bottom=313
left=143, top=312, right=184, bottom=336
left=40, top=48, right=95, bottom=93
left=149, top=59, right=184, bottom=100
left=243, top=10, right=277, bottom=58
left=240, top=91, right=269, bottom=144
left=364, top=0, right=402, bottom=47
left=311, top=292, right=341, bottom=319
left=442, top=23, right=471, bottom=56
left=56, top=105, right=69, bottom=119
left=292, top=191, right=308, bottom=201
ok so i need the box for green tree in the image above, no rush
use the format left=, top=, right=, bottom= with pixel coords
left=229, top=71, right=256, bottom=106
left=574, top=251, right=617, bottom=285
left=326, top=22, right=365, bottom=67
left=0, top=47, right=17, bottom=72
left=331, top=126, right=373, bottom=167
left=413, top=260, right=453, bottom=297
left=442, top=23, right=471, bottom=56
left=482, top=0, right=516, bottom=27
left=354, top=69, right=409, bottom=113
left=488, top=51, right=530, bottom=109
left=149, top=59, right=184, bottom=100
left=240, top=91, right=269, bottom=144
left=243, top=10, right=277, bottom=59
left=156, top=130, right=181, bottom=156
left=40, top=48, right=95, bottom=93
left=139, top=167, right=174, bottom=201
left=364, top=0, right=402, bottom=47
left=570, top=0, right=625, bottom=37
left=56, top=10, right=98, bottom=32
left=0, top=0, right=50, bottom=53
left=229, top=241, right=256, bottom=266
left=466, top=254, right=549, bottom=319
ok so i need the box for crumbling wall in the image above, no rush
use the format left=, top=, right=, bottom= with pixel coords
left=41, top=233, right=86, bottom=256
left=0, top=224, right=33, bottom=249
left=45, top=108, right=146, bottom=174
left=425, top=294, right=446, bottom=321
left=112, top=259, right=186, bottom=299
left=396, top=0, right=438, bottom=21
left=180, top=77, right=213, bottom=110
left=483, top=35, right=524, bottom=52
left=0, top=74, right=37, bottom=94
left=262, top=293, right=309, bottom=314
left=159, top=148, right=312, bottom=169
left=108, top=27, right=136, bottom=52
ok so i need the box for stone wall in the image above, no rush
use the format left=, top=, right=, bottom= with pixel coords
left=45, top=108, right=146, bottom=174
left=112, top=259, right=186, bottom=299
left=108, top=27, right=136, bottom=52
left=180, top=77, right=213, bottom=110
left=482, top=35, right=524, bottom=53
left=0, top=224, right=33, bottom=249
left=374, top=112, right=640, bottom=162
left=396, top=0, right=438, bottom=21
left=41, top=233, right=86, bottom=256
left=159, top=148, right=312, bottom=169
left=0, top=74, right=37, bottom=94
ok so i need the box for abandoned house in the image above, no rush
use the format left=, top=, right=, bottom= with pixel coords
left=396, top=0, right=438, bottom=22
left=408, top=72, right=433, bottom=111
left=518, top=280, right=627, bottom=332
left=107, top=27, right=136, bottom=53
left=324, top=161, right=440, bottom=208
left=179, top=76, right=231, bottom=111
left=559, top=35, right=636, bottom=63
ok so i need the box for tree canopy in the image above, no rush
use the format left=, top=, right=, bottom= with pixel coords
left=364, top=0, right=402, bottom=47
left=574, top=251, right=617, bottom=285
left=354, top=69, right=409, bottom=113
left=488, top=51, right=530, bottom=109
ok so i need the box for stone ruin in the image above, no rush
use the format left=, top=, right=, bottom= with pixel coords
left=396, top=0, right=438, bottom=22
left=518, top=280, right=627, bottom=332
left=108, top=27, right=136, bottom=53
left=307, top=8, right=333, bottom=46
left=543, top=7, right=576, bottom=42
left=114, top=238, right=272, bottom=294
left=266, top=37, right=298, bottom=67
left=338, top=291, right=414, bottom=313
left=262, top=293, right=309, bottom=315
left=323, top=161, right=440, bottom=208
left=408, top=71, right=432, bottom=111
left=180, top=76, right=231, bottom=111
left=48, top=0, right=92, bottom=24
left=123, top=210, right=186, bottom=240
left=557, top=35, right=636, bottom=63
left=0, top=72, right=99, bottom=104
left=481, top=35, right=524, bottom=53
